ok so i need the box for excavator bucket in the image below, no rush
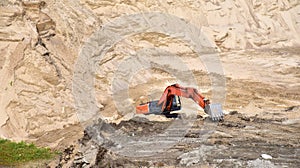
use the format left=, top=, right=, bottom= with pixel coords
left=205, top=103, right=224, bottom=121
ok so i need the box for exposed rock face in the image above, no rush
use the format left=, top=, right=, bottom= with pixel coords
left=0, top=0, right=299, bottom=148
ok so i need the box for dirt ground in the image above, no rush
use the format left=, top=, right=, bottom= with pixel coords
left=53, top=111, right=300, bottom=167
left=92, top=112, right=300, bottom=167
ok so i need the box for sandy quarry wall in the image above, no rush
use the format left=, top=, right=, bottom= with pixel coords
left=0, top=0, right=299, bottom=144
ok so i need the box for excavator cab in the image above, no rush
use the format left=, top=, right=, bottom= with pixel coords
left=161, top=95, right=182, bottom=118
left=166, top=95, right=181, bottom=112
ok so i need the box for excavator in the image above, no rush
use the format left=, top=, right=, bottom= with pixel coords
left=136, top=84, right=224, bottom=121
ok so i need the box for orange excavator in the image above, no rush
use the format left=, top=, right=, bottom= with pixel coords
left=136, top=84, right=224, bottom=121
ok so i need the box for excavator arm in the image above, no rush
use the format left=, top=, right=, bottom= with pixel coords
left=157, top=84, right=208, bottom=112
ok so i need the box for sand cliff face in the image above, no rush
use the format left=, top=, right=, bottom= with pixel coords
left=0, top=0, right=299, bottom=146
